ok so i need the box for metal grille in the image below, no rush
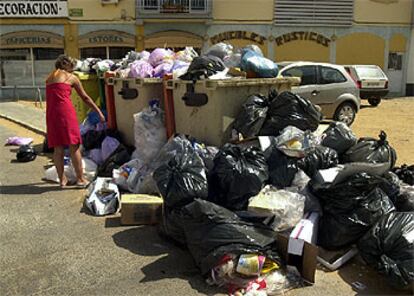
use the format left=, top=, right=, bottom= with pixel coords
left=274, top=0, right=354, bottom=27
left=139, top=0, right=207, bottom=13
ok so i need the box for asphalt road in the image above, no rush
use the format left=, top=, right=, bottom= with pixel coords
left=0, top=119, right=409, bottom=296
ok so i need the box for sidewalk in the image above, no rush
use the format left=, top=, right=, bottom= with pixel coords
left=0, top=101, right=46, bottom=134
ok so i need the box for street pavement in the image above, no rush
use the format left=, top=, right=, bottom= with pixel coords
left=0, top=106, right=409, bottom=296
left=0, top=101, right=46, bottom=134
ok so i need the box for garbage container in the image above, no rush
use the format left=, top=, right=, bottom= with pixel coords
left=104, top=71, right=117, bottom=130
left=110, top=77, right=164, bottom=146
left=97, top=71, right=107, bottom=111
left=70, top=71, right=101, bottom=122
left=166, top=77, right=300, bottom=146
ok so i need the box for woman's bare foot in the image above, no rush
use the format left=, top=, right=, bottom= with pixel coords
left=60, top=175, right=68, bottom=188
left=75, top=178, right=89, bottom=188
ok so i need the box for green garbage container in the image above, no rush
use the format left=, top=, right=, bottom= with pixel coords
left=166, top=77, right=300, bottom=146
left=70, top=71, right=101, bottom=122
left=97, top=71, right=106, bottom=111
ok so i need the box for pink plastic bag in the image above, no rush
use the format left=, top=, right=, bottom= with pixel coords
left=148, top=48, right=174, bottom=67
left=129, top=60, right=154, bottom=78
left=5, top=136, right=33, bottom=146
left=101, top=136, right=120, bottom=161
left=153, top=62, right=174, bottom=78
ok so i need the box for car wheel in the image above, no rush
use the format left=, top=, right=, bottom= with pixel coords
left=334, top=102, right=356, bottom=126
left=368, top=97, right=381, bottom=106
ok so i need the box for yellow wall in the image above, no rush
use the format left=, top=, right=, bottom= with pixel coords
left=354, top=0, right=412, bottom=24
left=389, top=33, right=407, bottom=52
left=212, top=0, right=273, bottom=21
left=68, top=0, right=135, bottom=22
left=336, top=33, right=385, bottom=68
left=274, top=41, right=330, bottom=63
left=64, top=24, right=79, bottom=58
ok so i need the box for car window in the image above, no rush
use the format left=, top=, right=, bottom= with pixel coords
left=282, top=66, right=317, bottom=86
left=354, top=66, right=385, bottom=78
left=320, top=67, right=347, bottom=84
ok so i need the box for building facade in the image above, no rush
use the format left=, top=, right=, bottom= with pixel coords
left=1, top=0, right=413, bottom=99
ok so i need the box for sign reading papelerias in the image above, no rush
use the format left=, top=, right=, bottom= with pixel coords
left=0, top=1, right=68, bottom=18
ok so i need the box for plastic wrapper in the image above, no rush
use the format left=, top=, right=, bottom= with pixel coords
left=210, top=144, right=268, bottom=211
left=129, top=60, right=154, bottom=78
left=274, top=126, right=318, bottom=158
left=153, top=142, right=208, bottom=208
left=357, top=212, right=414, bottom=290
left=175, top=47, right=198, bottom=62
left=5, top=136, right=33, bottom=146
left=44, top=157, right=97, bottom=183
left=232, top=94, right=270, bottom=138
left=265, top=144, right=298, bottom=189
left=93, top=59, right=114, bottom=72
left=205, top=42, right=233, bottom=60
left=298, top=146, right=339, bottom=178
left=112, top=158, right=151, bottom=193
left=181, top=199, right=281, bottom=275
left=310, top=172, right=396, bottom=249
left=223, top=53, right=242, bottom=68
left=260, top=92, right=322, bottom=136
left=343, top=131, right=397, bottom=169
left=393, top=164, right=414, bottom=185
left=179, top=55, right=226, bottom=80
left=101, top=136, right=120, bottom=162
left=148, top=48, right=174, bottom=67
left=88, top=148, right=104, bottom=166
left=248, top=186, right=305, bottom=232
left=320, top=121, right=357, bottom=155
left=133, top=100, right=167, bottom=165
left=240, top=50, right=278, bottom=78
left=84, top=177, right=119, bottom=216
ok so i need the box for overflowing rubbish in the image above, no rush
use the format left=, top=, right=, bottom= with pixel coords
left=240, top=49, right=279, bottom=78
left=44, top=157, right=97, bottom=184
left=320, top=121, right=357, bottom=155
left=5, top=136, right=33, bottom=146
left=298, top=146, right=339, bottom=178
left=358, top=212, right=414, bottom=289
left=16, top=145, right=37, bottom=162
left=84, top=177, right=120, bottom=216
left=120, top=194, right=163, bottom=225
left=265, top=145, right=299, bottom=189
left=393, top=164, right=414, bottom=185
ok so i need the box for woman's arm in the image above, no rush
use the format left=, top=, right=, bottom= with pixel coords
left=72, top=76, right=105, bottom=122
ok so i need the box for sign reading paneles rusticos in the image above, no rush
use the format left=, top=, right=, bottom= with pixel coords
left=78, top=30, right=136, bottom=48
left=0, top=31, right=64, bottom=49
left=0, top=1, right=68, bottom=18
left=275, top=32, right=331, bottom=47
left=210, top=31, right=267, bottom=45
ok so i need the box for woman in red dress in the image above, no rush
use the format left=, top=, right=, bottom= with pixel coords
left=46, top=55, right=105, bottom=187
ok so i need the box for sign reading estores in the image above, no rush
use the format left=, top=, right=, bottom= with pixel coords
left=0, top=1, right=68, bottom=18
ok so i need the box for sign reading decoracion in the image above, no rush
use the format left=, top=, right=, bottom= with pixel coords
left=275, top=32, right=331, bottom=47
left=0, top=1, right=68, bottom=18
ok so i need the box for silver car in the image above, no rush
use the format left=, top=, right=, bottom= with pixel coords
left=278, top=62, right=361, bottom=125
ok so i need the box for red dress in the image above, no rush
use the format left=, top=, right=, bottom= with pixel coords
left=46, top=83, right=81, bottom=148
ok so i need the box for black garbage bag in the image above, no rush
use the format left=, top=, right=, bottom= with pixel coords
left=16, top=145, right=37, bottom=162
left=358, top=212, right=414, bottom=289
left=211, top=144, right=268, bottom=211
left=343, top=131, right=397, bottom=168
left=97, top=144, right=130, bottom=177
left=82, top=130, right=106, bottom=150
left=394, top=185, right=414, bottom=212
left=232, top=94, right=270, bottom=138
left=42, top=137, right=54, bottom=153
left=320, top=121, right=357, bottom=155
left=310, top=173, right=395, bottom=249
left=298, top=146, right=339, bottom=178
left=179, top=55, right=226, bottom=81
left=260, top=91, right=322, bottom=136
left=393, top=164, right=414, bottom=186
left=153, top=141, right=208, bottom=209
left=158, top=206, right=187, bottom=246
left=182, top=199, right=281, bottom=275
left=265, top=145, right=298, bottom=188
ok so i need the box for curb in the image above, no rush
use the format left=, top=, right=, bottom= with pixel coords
left=0, top=114, right=46, bottom=136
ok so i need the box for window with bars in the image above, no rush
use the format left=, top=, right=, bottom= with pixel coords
left=274, top=0, right=354, bottom=27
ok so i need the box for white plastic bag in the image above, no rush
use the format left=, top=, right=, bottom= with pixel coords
left=133, top=100, right=167, bottom=164
left=275, top=126, right=316, bottom=158
left=43, top=157, right=97, bottom=184
left=248, top=186, right=305, bottom=232
left=84, top=177, right=120, bottom=216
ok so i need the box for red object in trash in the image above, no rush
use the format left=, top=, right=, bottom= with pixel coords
left=104, top=71, right=117, bottom=130
left=163, top=74, right=175, bottom=139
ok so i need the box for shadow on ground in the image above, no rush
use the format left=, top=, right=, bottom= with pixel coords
left=0, top=182, right=79, bottom=195
left=112, top=227, right=223, bottom=295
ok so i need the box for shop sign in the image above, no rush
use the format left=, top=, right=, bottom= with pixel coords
left=0, top=31, right=64, bottom=49
left=78, top=30, right=135, bottom=48
left=275, top=32, right=331, bottom=47
left=69, top=8, right=83, bottom=17
left=210, top=31, right=267, bottom=45
left=0, top=1, right=68, bottom=18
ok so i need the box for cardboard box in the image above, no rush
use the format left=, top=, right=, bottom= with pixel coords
left=121, top=194, right=163, bottom=225
left=276, top=212, right=319, bottom=284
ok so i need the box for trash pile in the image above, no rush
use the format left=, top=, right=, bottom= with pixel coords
left=74, top=42, right=279, bottom=80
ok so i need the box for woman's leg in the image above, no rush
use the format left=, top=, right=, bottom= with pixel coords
left=53, top=146, right=67, bottom=186
left=69, top=144, right=87, bottom=184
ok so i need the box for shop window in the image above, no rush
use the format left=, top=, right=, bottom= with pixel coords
left=388, top=52, right=402, bottom=71
left=109, top=47, right=135, bottom=60
left=319, top=66, right=347, bottom=84
left=33, top=48, right=64, bottom=86
left=282, top=66, right=317, bottom=86
left=80, top=47, right=107, bottom=60
left=0, top=49, right=32, bottom=87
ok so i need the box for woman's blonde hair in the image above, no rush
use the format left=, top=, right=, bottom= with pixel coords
left=55, top=55, right=77, bottom=70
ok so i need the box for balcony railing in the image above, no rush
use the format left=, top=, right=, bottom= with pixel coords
left=137, top=0, right=211, bottom=18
